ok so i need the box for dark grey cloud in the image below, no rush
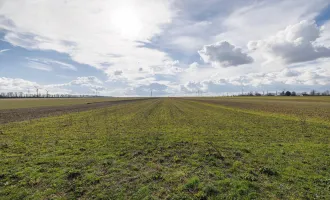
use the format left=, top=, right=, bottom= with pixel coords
left=114, top=70, right=123, bottom=76
left=198, top=41, right=254, bottom=67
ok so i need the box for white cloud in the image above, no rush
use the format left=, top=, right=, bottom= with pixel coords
left=70, top=76, right=103, bottom=86
left=0, top=76, right=105, bottom=94
left=28, top=61, right=53, bottom=71
left=316, top=20, right=330, bottom=46
left=198, top=41, right=253, bottom=67
left=218, top=0, right=328, bottom=46
left=0, top=0, right=175, bottom=79
left=177, top=57, right=330, bottom=95
left=26, top=58, right=77, bottom=71
left=248, top=20, right=330, bottom=64
left=0, top=49, right=9, bottom=54
left=50, top=60, right=77, bottom=71
left=0, top=77, right=38, bottom=92
left=0, top=77, right=72, bottom=94
left=104, top=59, right=183, bottom=84
left=1, top=1, right=330, bottom=96
left=180, top=81, right=207, bottom=94
left=170, top=36, right=206, bottom=52
left=124, top=82, right=172, bottom=96
left=185, top=62, right=199, bottom=72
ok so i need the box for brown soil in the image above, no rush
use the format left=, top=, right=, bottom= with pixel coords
left=0, top=99, right=151, bottom=124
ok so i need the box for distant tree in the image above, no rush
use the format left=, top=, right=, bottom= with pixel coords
left=280, top=91, right=285, bottom=96
left=291, top=91, right=296, bottom=96
left=326, top=90, right=330, bottom=96
left=247, top=92, right=254, bottom=96
left=310, top=90, right=316, bottom=96
left=285, top=91, right=292, bottom=96
left=322, top=90, right=330, bottom=96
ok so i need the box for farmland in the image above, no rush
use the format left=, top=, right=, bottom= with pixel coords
left=188, top=96, right=330, bottom=124
left=0, top=97, right=329, bottom=199
left=0, top=98, right=148, bottom=124
left=0, top=97, right=133, bottom=110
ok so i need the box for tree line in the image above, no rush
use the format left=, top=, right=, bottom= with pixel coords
left=239, top=90, right=330, bottom=96
left=0, top=92, right=103, bottom=98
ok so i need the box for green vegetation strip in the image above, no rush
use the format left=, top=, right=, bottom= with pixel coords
left=186, top=99, right=330, bottom=126
left=0, top=98, right=329, bottom=199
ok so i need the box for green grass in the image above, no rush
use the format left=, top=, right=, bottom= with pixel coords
left=0, top=98, right=329, bottom=199
left=197, top=96, right=330, bottom=102
left=0, top=97, right=131, bottom=110
left=188, top=96, right=330, bottom=123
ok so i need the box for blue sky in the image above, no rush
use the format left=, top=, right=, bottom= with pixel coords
left=316, top=4, right=330, bottom=25
left=0, top=0, right=330, bottom=96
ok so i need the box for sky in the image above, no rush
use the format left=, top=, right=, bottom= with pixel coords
left=0, top=0, right=330, bottom=97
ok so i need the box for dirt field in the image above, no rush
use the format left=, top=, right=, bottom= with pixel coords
left=0, top=97, right=133, bottom=110
left=0, top=98, right=150, bottom=124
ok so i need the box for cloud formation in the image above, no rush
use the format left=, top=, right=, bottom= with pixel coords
left=27, top=61, right=53, bottom=72
left=198, top=41, right=253, bottom=67
left=70, top=76, right=103, bottom=86
left=0, top=77, right=38, bottom=92
left=0, top=76, right=104, bottom=94
left=26, top=58, right=77, bottom=71
left=248, top=20, right=330, bottom=64
left=0, top=49, right=9, bottom=54
left=0, top=0, right=330, bottom=96
left=0, top=0, right=174, bottom=81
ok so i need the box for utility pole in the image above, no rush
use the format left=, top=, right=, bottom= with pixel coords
left=45, top=90, right=49, bottom=98
left=150, top=89, right=153, bottom=97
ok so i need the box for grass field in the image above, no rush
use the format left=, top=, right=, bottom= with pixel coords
left=0, top=98, right=132, bottom=110
left=0, top=97, right=329, bottom=199
left=189, top=96, right=330, bottom=124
